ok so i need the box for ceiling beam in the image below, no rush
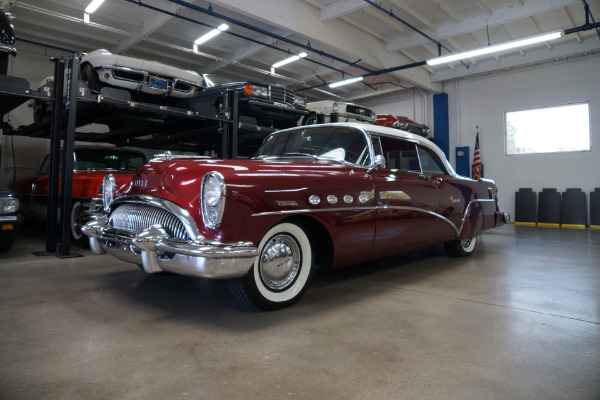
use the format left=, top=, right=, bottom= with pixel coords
left=386, top=0, right=580, bottom=52
left=431, top=37, right=600, bottom=82
left=203, top=29, right=293, bottom=74
left=208, top=0, right=441, bottom=92
left=320, top=0, right=368, bottom=23
left=428, top=0, right=463, bottom=23
left=113, top=3, right=180, bottom=54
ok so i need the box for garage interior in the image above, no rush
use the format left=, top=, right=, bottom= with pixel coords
left=1, top=0, right=599, bottom=399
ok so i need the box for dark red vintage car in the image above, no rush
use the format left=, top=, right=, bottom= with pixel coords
left=12, top=147, right=146, bottom=245
left=83, top=123, right=509, bottom=310
left=376, top=114, right=431, bottom=137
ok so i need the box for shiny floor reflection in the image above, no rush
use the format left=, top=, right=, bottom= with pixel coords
left=0, top=224, right=598, bottom=399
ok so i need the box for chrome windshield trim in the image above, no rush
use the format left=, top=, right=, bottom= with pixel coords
left=109, top=194, right=202, bottom=241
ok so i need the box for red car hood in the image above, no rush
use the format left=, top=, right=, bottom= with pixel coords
left=126, top=157, right=354, bottom=208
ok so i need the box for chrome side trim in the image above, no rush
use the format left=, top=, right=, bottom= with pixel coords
left=252, top=198, right=498, bottom=238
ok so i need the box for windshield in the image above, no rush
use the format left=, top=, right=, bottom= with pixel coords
left=254, top=126, right=371, bottom=166
left=73, top=149, right=147, bottom=171
left=203, top=74, right=237, bottom=87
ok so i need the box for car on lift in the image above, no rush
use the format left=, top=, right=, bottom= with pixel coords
left=11, top=146, right=147, bottom=246
left=83, top=122, right=509, bottom=311
left=189, top=74, right=309, bottom=129
left=0, top=189, right=20, bottom=252
left=0, top=8, right=17, bottom=75
left=376, top=114, right=431, bottom=137
left=302, top=100, right=375, bottom=125
left=33, top=49, right=206, bottom=121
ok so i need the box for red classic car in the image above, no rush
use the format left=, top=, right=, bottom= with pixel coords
left=12, top=147, right=146, bottom=245
left=376, top=114, right=431, bottom=137
left=83, top=123, right=509, bottom=310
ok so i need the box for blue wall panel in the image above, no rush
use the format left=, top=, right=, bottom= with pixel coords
left=433, top=93, right=449, bottom=159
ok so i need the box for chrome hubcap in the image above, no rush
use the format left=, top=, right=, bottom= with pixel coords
left=259, top=234, right=301, bottom=291
left=461, top=238, right=472, bottom=248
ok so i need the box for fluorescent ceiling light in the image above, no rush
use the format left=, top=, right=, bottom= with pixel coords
left=194, top=24, right=229, bottom=45
left=85, top=0, right=106, bottom=14
left=329, top=76, right=363, bottom=88
left=272, top=52, right=307, bottom=68
left=426, top=31, right=563, bottom=66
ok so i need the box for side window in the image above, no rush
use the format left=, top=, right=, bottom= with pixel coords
left=380, top=136, right=420, bottom=172
left=417, top=146, right=447, bottom=175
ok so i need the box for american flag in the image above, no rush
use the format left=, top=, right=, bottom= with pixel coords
left=472, top=127, right=482, bottom=180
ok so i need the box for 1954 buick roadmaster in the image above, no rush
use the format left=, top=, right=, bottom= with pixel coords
left=83, top=123, right=509, bottom=310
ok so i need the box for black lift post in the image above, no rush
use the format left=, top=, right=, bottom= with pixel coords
left=45, top=57, right=65, bottom=254
left=57, top=54, right=82, bottom=258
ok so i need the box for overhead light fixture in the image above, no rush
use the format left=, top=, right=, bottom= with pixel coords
left=426, top=31, right=563, bottom=66
left=329, top=76, right=364, bottom=88
left=85, top=0, right=106, bottom=14
left=272, top=52, right=308, bottom=69
left=194, top=24, right=229, bottom=46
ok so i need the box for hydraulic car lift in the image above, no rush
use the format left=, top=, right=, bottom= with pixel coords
left=0, top=53, right=276, bottom=258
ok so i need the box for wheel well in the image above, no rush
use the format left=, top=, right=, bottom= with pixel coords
left=280, top=215, right=333, bottom=269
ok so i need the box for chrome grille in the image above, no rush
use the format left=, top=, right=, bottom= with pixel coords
left=109, top=203, right=190, bottom=242
left=270, top=86, right=295, bottom=106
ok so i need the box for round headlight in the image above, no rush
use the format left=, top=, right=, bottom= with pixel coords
left=332, top=102, right=338, bottom=112
left=3, top=198, right=19, bottom=213
left=102, top=174, right=116, bottom=213
left=201, top=172, right=226, bottom=229
left=203, top=174, right=222, bottom=207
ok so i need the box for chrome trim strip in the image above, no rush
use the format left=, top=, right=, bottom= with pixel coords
left=252, top=198, right=497, bottom=238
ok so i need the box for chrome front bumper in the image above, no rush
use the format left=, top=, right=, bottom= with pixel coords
left=82, top=218, right=258, bottom=279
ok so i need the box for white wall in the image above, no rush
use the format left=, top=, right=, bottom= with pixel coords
left=443, top=53, right=600, bottom=220
left=360, top=89, right=432, bottom=128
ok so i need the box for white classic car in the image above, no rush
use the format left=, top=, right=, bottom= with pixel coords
left=80, top=49, right=204, bottom=98
left=303, top=100, right=376, bottom=125
left=33, top=49, right=206, bottom=121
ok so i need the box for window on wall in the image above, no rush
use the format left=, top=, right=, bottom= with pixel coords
left=505, top=103, right=590, bottom=155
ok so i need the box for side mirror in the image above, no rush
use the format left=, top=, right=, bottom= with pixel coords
left=367, top=154, right=386, bottom=174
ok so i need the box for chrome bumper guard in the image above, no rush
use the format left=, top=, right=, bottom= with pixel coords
left=495, top=211, right=511, bottom=225
left=82, top=217, right=258, bottom=279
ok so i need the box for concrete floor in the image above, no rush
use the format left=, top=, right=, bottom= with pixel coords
left=0, top=224, right=599, bottom=400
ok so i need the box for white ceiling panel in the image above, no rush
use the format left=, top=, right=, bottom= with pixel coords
left=5, top=0, right=599, bottom=101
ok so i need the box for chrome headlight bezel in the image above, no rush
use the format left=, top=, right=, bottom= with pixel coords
left=201, top=172, right=226, bottom=229
left=0, top=198, right=20, bottom=214
left=102, top=174, right=116, bottom=213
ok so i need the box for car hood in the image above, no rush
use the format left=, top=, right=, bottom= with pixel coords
left=83, top=49, right=203, bottom=84
left=126, top=157, right=359, bottom=208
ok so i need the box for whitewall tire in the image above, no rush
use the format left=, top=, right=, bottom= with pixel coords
left=444, top=236, right=478, bottom=257
left=229, top=222, right=314, bottom=311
